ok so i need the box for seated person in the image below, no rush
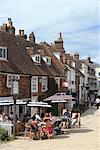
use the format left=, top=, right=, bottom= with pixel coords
left=64, top=109, right=72, bottom=128
left=24, top=122, right=31, bottom=137
left=43, top=118, right=53, bottom=139
left=30, top=115, right=40, bottom=140
left=43, top=112, right=50, bottom=122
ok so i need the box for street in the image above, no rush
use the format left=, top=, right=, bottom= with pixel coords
left=0, top=106, right=100, bottom=150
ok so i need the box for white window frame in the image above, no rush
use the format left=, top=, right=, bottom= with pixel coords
left=7, top=75, right=12, bottom=87
left=46, top=57, right=51, bottom=65
left=0, top=46, right=7, bottom=60
left=7, top=74, right=20, bottom=88
left=35, top=54, right=41, bottom=63
left=55, top=77, right=60, bottom=90
left=31, top=76, right=38, bottom=92
left=42, top=77, right=47, bottom=92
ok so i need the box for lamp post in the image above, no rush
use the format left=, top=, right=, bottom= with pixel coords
left=12, top=79, right=19, bottom=137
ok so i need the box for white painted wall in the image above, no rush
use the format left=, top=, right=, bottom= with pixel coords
left=81, top=63, right=88, bottom=86
left=95, top=67, right=100, bottom=95
left=67, top=65, right=75, bottom=92
left=53, top=52, right=61, bottom=60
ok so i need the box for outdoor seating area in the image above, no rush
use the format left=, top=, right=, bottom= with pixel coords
left=0, top=108, right=81, bottom=141
left=21, top=110, right=81, bottom=140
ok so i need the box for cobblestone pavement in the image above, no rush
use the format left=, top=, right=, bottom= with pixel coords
left=0, top=106, right=100, bottom=150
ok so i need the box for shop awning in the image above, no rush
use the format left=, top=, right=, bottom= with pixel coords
left=27, top=101, right=52, bottom=108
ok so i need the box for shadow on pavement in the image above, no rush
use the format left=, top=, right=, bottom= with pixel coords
left=69, top=128, right=93, bottom=134
left=54, top=135, right=70, bottom=140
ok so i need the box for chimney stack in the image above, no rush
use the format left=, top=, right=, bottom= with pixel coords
left=21, top=30, right=24, bottom=36
left=66, top=53, right=70, bottom=60
left=19, top=30, right=21, bottom=35
left=6, top=18, right=15, bottom=35
left=29, top=32, right=35, bottom=44
left=54, top=32, right=64, bottom=50
left=18, top=29, right=25, bottom=38
left=74, top=52, right=79, bottom=61
left=7, top=18, right=12, bottom=26
left=0, top=23, right=7, bottom=32
left=59, top=32, right=62, bottom=39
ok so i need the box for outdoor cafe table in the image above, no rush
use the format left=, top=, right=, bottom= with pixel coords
left=0, top=121, right=13, bottom=136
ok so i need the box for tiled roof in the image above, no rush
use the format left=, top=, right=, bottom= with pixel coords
left=0, top=31, right=43, bottom=76
left=39, top=42, right=65, bottom=77
left=0, top=31, right=65, bottom=77
left=0, top=60, right=22, bottom=73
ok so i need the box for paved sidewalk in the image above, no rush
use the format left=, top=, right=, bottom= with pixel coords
left=0, top=107, right=100, bottom=150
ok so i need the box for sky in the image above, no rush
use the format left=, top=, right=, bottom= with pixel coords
left=0, top=0, right=100, bottom=63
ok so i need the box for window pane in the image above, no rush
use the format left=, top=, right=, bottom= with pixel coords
left=42, top=78, right=47, bottom=91
left=31, top=77, right=38, bottom=92
left=8, top=76, right=12, bottom=87
left=0, top=48, right=2, bottom=57
left=3, top=49, right=5, bottom=58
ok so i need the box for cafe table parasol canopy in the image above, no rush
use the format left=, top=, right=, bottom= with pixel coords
left=43, top=92, right=75, bottom=103
left=27, top=101, right=52, bottom=108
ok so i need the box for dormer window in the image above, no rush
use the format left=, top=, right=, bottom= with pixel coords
left=32, top=54, right=41, bottom=63
left=42, top=56, right=51, bottom=65
left=46, top=57, right=51, bottom=65
left=35, top=55, right=40, bottom=63
left=0, top=46, right=7, bottom=60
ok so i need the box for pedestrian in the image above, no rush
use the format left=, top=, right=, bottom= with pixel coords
left=95, top=97, right=100, bottom=109
left=8, top=111, right=13, bottom=122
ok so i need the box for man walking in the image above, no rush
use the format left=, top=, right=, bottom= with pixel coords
left=95, top=97, right=100, bottom=109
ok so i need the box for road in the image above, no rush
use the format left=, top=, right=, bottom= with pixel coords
left=0, top=106, right=100, bottom=150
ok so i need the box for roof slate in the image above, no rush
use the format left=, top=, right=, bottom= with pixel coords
left=0, top=31, right=42, bottom=75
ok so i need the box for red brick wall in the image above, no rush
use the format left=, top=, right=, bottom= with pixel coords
left=0, top=74, right=11, bottom=96
left=0, top=74, right=31, bottom=98
left=60, top=78, right=65, bottom=92
left=19, top=76, right=31, bottom=98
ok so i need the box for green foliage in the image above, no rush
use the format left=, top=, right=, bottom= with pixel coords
left=0, top=128, right=9, bottom=141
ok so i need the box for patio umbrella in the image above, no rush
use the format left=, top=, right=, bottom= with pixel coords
left=43, top=92, right=75, bottom=102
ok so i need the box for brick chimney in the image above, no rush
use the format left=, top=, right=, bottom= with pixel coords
left=0, top=23, right=7, bottom=32
left=66, top=53, right=70, bottom=60
left=59, top=32, right=62, bottom=39
left=74, top=52, right=79, bottom=60
left=7, top=18, right=12, bottom=26
left=29, top=32, right=35, bottom=44
left=18, top=29, right=27, bottom=39
left=6, top=18, right=15, bottom=35
left=54, top=32, right=64, bottom=51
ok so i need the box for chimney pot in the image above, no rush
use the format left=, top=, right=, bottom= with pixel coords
left=29, top=32, right=35, bottom=44
left=74, top=52, right=79, bottom=60
left=19, top=30, right=21, bottom=35
left=21, top=30, right=24, bottom=36
left=7, top=18, right=12, bottom=26
left=59, top=32, right=62, bottom=38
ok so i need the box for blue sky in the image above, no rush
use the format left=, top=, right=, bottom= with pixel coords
left=0, top=0, right=100, bottom=63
